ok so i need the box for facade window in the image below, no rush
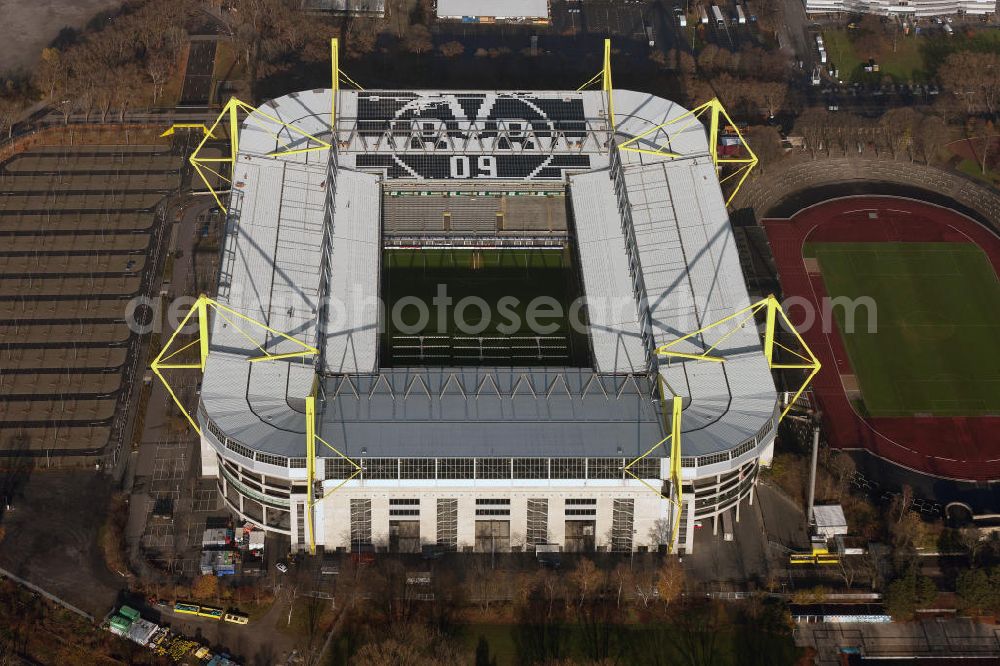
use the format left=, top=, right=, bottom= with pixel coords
left=325, top=458, right=358, bottom=480
left=476, top=498, right=511, bottom=505
left=475, top=520, right=510, bottom=552
left=363, top=458, right=398, bottom=480
left=513, top=458, right=548, bottom=479
left=256, top=452, right=289, bottom=467
left=226, top=439, right=254, bottom=461
left=477, top=458, right=511, bottom=479
left=526, top=499, right=548, bottom=546
left=551, top=458, right=586, bottom=479
left=437, top=499, right=458, bottom=550
left=630, top=457, right=661, bottom=479
left=611, top=499, right=635, bottom=552
left=438, top=458, right=474, bottom=479
left=400, top=458, right=435, bottom=479
left=350, top=498, right=372, bottom=546
left=699, top=452, right=729, bottom=467
left=588, top=458, right=623, bottom=479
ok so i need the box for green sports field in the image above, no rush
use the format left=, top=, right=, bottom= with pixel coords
left=806, top=242, right=1000, bottom=417
left=381, top=248, right=591, bottom=367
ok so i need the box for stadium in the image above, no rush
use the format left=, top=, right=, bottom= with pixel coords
left=165, top=46, right=804, bottom=555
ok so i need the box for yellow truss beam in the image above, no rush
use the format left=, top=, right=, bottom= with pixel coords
left=186, top=41, right=363, bottom=211
left=655, top=294, right=821, bottom=424
left=304, top=393, right=363, bottom=554
left=616, top=97, right=759, bottom=206
left=149, top=294, right=319, bottom=437
left=578, top=38, right=615, bottom=131
left=188, top=97, right=334, bottom=209
left=330, top=37, right=364, bottom=142
left=160, top=123, right=215, bottom=138
left=624, top=394, right=684, bottom=553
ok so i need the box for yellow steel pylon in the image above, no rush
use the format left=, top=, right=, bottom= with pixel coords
left=188, top=98, right=333, bottom=210
left=330, top=37, right=364, bottom=136
left=304, top=394, right=362, bottom=554
left=578, top=40, right=757, bottom=205
left=624, top=394, right=684, bottom=552
left=149, top=294, right=319, bottom=436
left=187, top=41, right=361, bottom=211
left=618, top=97, right=758, bottom=206
left=656, top=294, right=821, bottom=424
left=578, top=38, right=615, bottom=130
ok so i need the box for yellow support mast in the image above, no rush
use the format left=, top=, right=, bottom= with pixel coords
left=624, top=393, right=684, bottom=553
left=303, top=394, right=363, bottom=554
left=578, top=38, right=615, bottom=131
left=149, top=294, right=319, bottom=436
left=668, top=395, right=683, bottom=551
left=617, top=97, right=758, bottom=206
left=329, top=37, right=364, bottom=138
left=306, top=396, right=317, bottom=554
left=185, top=98, right=334, bottom=210
left=656, top=294, right=822, bottom=424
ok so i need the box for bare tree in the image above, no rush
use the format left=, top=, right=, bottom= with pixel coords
left=568, top=557, right=602, bottom=610
left=403, top=24, right=434, bottom=55
left=439, top=41, right=465, bottom=58
left=916, top=114, right=948, bottom=164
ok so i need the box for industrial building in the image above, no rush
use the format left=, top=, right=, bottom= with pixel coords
left=804, top=0, right=994, bottom=17
left=185, top=72, right=790, bottom=556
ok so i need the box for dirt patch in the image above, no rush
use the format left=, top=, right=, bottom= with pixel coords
left=0, top=0, right=125, bottom=73
left=0, top=470, right=124, bottom=617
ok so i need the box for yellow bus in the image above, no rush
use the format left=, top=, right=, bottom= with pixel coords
left=196, top=606, right=224, bottom=620
left=224, top=612, right=249, bottom=625
left=174, top=602, right=200, bottom=615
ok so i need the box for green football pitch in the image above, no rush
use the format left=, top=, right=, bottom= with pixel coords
left=381, top=248, right=591, bottom=367
left=806, top=242, right=1000, bottom=417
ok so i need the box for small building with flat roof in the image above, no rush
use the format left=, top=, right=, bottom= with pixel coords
left=813, top=504, right=848, bottom=540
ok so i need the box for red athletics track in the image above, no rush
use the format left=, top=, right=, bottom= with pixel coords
left=763, top=196, right=1000, bottom=481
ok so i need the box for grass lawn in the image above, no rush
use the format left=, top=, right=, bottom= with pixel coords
left=957, top=158, right=1000, bottom=187
left=822, top=29, right=927, bottom=82
left=381, top=248, right=591, bottom=366
left=807, top=242, right=1000, bottom=417
left=822, top=29, right=863, bottom=80
left=878, top=36, right=926, bottom=82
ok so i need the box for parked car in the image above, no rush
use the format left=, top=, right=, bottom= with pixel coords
left=275, top=562, right=288, bottom=573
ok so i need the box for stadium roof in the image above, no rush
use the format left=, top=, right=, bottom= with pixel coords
left=199, top=88, right=778, bottom=462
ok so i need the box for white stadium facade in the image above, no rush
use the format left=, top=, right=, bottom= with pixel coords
left=195, top=86, right=780, bottom=555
